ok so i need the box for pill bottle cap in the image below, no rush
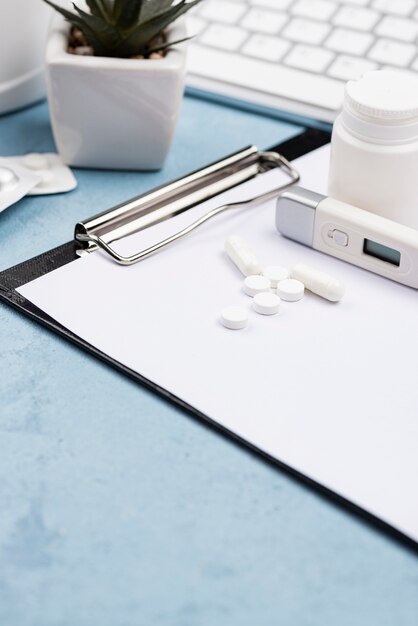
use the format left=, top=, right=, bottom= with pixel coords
left=342, top=70, right=418, bottom=142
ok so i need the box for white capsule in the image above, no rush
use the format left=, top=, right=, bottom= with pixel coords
left=276, top=278, right=304, bottom=302
left=243, top=274, right=271, bottom=297
left=252, top=292, right=280, bottom=315
left=262, top=265, right=290, bottom=288
left=220, top=306, right=249, bottom=330
left=225, top=235, right=262, bottom=277
left=291, top=263, right=345, bottom=302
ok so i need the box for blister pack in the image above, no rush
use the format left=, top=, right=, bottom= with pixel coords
left=0, top=159, right=41, bottom=214
left=6, top=153, right=77, bottom=195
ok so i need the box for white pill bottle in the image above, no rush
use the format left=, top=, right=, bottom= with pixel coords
left=328, top=70, right=418, bottom=230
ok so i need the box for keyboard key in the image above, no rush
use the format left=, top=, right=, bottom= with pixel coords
left=188, top=43, right=344, bottom=110
left=325, top=28, right=374, bottom=55
left=249, top=0, right=292, bottom=9
left=241, top=9, right=288, bottom=34
left=372, top=0, right=415, bottom=16
left=187, top=16, right=207, bottom=37
left=200, top=24, right=249, bottom=51
left=327, top=55, right=378, bottom=80
left=282, top=18, right=331, bottom=45
left=342, top=0, right=370, bottom=5
left=200, top=1, right=247, bottom=24
left=284, top=44, right=335, bottom=73
left=412, top=57, right=418, bottom=72
left=291, top=0, right=338, bottom=21
left=333, top=7, right=380, bottom=31
left=375, top=17, right=418, bottom=43
left=368, top=39, right=416, bottom=67
left=242, top=34, right=291, bottom=61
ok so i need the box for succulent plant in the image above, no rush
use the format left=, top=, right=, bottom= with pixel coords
left=42, top=0, right=203, bottom=58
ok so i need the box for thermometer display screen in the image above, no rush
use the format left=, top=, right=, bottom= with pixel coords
left=363, top=239, right=401, bottom=266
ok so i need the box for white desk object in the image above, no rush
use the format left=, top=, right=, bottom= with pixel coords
left=17, top=145, right=418, bottom=543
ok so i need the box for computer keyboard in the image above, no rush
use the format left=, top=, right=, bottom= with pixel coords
left=186, top=0, right=418, bottom=122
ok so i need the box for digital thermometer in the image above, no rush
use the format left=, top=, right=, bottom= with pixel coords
left=276, top=186, right=418, bottom=289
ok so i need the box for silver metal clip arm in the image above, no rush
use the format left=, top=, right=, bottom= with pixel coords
left=76, top=150, right=299, bottom=266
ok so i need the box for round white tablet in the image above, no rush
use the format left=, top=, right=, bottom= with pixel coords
left=243, top=274, right=271, bottom=297
left=276, top=278, right=304, bottom=302
left=220, top=306, right=249, bottom=330
left=0, top=166, right=19, bottom=192
left=22, top=153, right=49, bottom=171
left=252, top=292, right=280, bottom=315
left=262, top=265, right=289, bottom=288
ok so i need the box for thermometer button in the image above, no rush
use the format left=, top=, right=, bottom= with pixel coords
left=328, top=229, right=349, bottom=247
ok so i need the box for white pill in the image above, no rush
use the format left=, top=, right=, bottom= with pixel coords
left=22, top=153, right=50, bottom=171
left=291, top=263, right=345, bottom=302
left=243, top=274, right=271, bottom=297
left=277, top=278, right=304, bottom=302
left=225, top=235, right=262, bottom=277
left=0, top=167, right=19, bottom=192
left=252, top=292, right=280, bottom=315
left=221, top=306, right=249, bottom=330
left=262, top=265, right=290, bottom=288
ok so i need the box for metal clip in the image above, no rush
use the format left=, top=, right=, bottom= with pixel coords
left=75, top=146, right=299, bottom=265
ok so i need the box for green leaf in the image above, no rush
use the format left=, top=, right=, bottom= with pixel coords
left=115, top=0, right=201, bottom=57
left=98, top=0, right=115, bottom=19
left=41, top=0, right=109, bottom=54
left=41, top=0, right=79, bottom=24
left=147, top=35, right=191, bottom=54
left=85, top=0, right=112, bottom=21
left=72, top=3, right=122, bottom=49
left=113, top=0, right=144, bottom=29
left=139, top=0, right=176, bottom=23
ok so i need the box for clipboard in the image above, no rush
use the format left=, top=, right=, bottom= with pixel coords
left=0, top=127, right=329, bottom=315
left=3, top=127, right=416, bottom=550
left=0, top=127, right=327, bottom=365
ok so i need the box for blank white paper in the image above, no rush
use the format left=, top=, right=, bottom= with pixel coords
left=18, top=145, right=418, bottom=542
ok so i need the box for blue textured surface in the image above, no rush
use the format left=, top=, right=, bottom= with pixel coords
left=0, top=98, right=417, bottom=626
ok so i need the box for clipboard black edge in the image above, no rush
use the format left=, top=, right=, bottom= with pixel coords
left=2, top=127, right=417, bottom=553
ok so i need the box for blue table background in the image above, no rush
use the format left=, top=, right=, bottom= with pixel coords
left=0, top=97, right=417, bottom=626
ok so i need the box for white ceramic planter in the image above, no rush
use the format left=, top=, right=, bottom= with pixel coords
left=45, top=14, right=187, bottom=170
